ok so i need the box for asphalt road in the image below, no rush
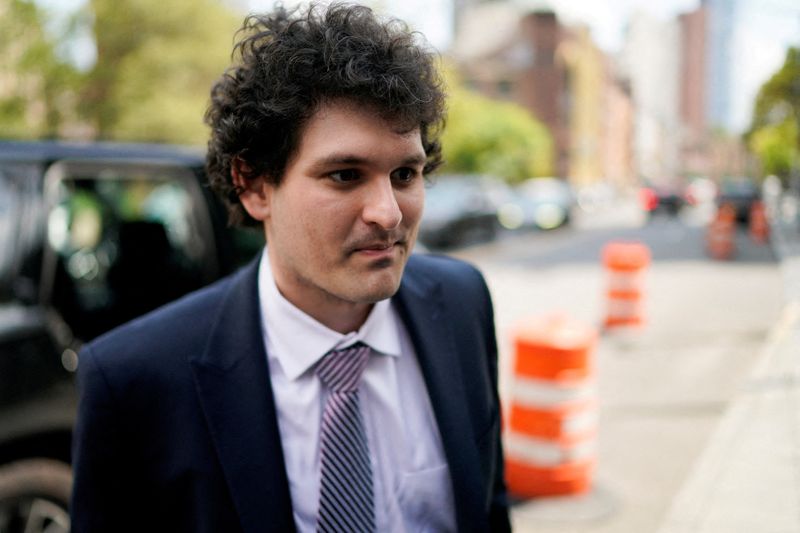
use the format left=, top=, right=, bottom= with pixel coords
left=446, top=203, right=784, bottom=533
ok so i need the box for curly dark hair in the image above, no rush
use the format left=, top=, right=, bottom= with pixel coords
left=205, top=2, right=446, bottom=226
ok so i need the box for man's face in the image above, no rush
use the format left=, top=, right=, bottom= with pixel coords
left=262, top=100, right=426, bottom=319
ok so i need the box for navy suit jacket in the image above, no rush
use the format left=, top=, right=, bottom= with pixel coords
left=71, top=253, right=511, bottom=532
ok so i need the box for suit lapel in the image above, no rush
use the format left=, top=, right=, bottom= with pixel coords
left=189, top=257, right=295, bottom=532
left=394, top=260, right=488, bottom=531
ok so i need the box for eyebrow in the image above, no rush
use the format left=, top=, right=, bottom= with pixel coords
left=311, top=152, right=428, bottom=169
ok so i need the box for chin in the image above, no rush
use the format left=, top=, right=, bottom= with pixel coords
left=354, top=273, right=403, bottom=303
left=359, top=284, right=400, bottom=303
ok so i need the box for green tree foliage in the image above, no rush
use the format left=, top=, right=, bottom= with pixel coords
left=748, top=47, right=800, bottom=180
left=440, top=71, right=554, bottom=183
left=0, top=0, right=80, bottom=139
left=84, top=0, right=240, bottom=144
left=750, top=120, right=797, bottom=178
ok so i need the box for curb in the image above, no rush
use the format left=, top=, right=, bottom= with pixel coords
left=657, top=301, right=800, bottom=533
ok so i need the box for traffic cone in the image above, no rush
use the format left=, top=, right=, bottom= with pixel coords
left=601, top=241, right=651, bottom=329
left=504, top=314, right=597, bottom=498
left=749, top=201, right=769, bottom=244
left=706, top=204, right=736, bottom=260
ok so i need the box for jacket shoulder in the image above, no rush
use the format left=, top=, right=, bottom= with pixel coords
left=84, top=270, right=238, bottom=369
left=405, top=253, right=489, bottom=295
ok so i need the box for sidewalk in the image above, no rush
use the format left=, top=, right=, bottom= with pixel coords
left=657, top=196, right=800, bottom=533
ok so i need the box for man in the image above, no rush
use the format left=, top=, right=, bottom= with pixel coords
left=71, top=3, right=511, bottom=532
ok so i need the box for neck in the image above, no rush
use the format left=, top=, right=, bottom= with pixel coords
left=309, top=299, right=373, bottom=334
left=284, top=288, right=373, bottom=334
left=269, top=263, right=373, bottom=335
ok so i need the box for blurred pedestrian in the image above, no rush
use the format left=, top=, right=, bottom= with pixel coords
left=70, top=3, right=510, bottom=532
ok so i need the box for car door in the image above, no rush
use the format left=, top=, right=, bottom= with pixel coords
left=40, top=160, right=221, bottom=343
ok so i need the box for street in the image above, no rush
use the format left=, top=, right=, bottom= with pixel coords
left=449, top=202, right=784, bottom=532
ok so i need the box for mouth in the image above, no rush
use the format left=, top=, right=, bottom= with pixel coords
left=351, top=239, right=405, bottom=258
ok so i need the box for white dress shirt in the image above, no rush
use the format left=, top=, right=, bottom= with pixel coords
left=258, top=250, right=457, bottom=532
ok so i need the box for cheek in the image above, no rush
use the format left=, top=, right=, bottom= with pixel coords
left=401, top=187, right=425, bottom=224
left=294, top=196, right=353, bottom=244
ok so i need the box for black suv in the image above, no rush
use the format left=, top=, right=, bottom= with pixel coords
left=0, top=141, right=263, bottom=532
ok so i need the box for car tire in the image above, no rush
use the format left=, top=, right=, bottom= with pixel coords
left=0, top=459, right=72, bottom=533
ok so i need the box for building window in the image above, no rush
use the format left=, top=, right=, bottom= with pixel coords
left=497, top=80, right=513, bottom=98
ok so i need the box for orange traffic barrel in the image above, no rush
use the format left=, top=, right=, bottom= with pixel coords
left=505, top=314, right=598, bottom=497
left=601, top=241, right=651, bottom=329
left=707, top=203, right=736, bottom=259
left=749, top=201, right=769, bottom=244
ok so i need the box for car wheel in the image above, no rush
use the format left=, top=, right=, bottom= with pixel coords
left=0, top=459, right=72, bottom=533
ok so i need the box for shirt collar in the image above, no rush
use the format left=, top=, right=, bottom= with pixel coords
left=258, top=247, right=403, bottom=382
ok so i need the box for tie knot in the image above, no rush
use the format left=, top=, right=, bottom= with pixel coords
left=316, top=342, right=371, bottom=392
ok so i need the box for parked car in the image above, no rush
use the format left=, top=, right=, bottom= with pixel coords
left=514, top=177, right=574, bottom=229
left=639, top=183, right=685, bottom=216
left=418, top=175, right=499, bottom=249
left=717, top=176, right=760, bottom=224
left=0, top=140, right=264, bottom=530
left=494, top=187, right=539, bottom=231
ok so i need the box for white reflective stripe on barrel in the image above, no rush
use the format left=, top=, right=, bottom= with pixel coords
left=511, top=375, right=594, bottom=408
left=561, top=409, right=598, bottom=435
left=607, top=270, right=644, bottom=292
left=505, top=432, right=596, bottom=467
left=606, top=298, right=642, bottom=318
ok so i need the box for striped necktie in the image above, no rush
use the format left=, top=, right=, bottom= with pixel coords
left=316, top=342, right=375, bottom=533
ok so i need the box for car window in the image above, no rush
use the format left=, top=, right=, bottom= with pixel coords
left=720, top=178, right=757, bottom=196
left=0, top=162, right=45, bottom=304
left=42, top=163, right=218, bottom=340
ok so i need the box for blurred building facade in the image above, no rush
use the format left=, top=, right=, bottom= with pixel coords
left=679, top=6, right=709, bottom=176
left=451, top=2, right=636, bottom=189
left=618, top=11, right=682, bottom=187
left=559, top=25, right=604, bottom=187
left=618, top=4, right=747, bottom=184
left=704, top=0, right=738, bottom=132
left=449, top=0, right=748, bottom=189
left=602, top=70, right=636, bottom=191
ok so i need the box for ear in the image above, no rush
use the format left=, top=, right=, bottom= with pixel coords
left=231, top=157, right=272, bottom=222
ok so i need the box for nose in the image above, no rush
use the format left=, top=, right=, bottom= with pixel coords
left=361, top=177, right=402, bottom=230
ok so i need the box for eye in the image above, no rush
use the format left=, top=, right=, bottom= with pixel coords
left=328, top=169, right=360, bottom=183
left=390, top=167, right=419, bottom=184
